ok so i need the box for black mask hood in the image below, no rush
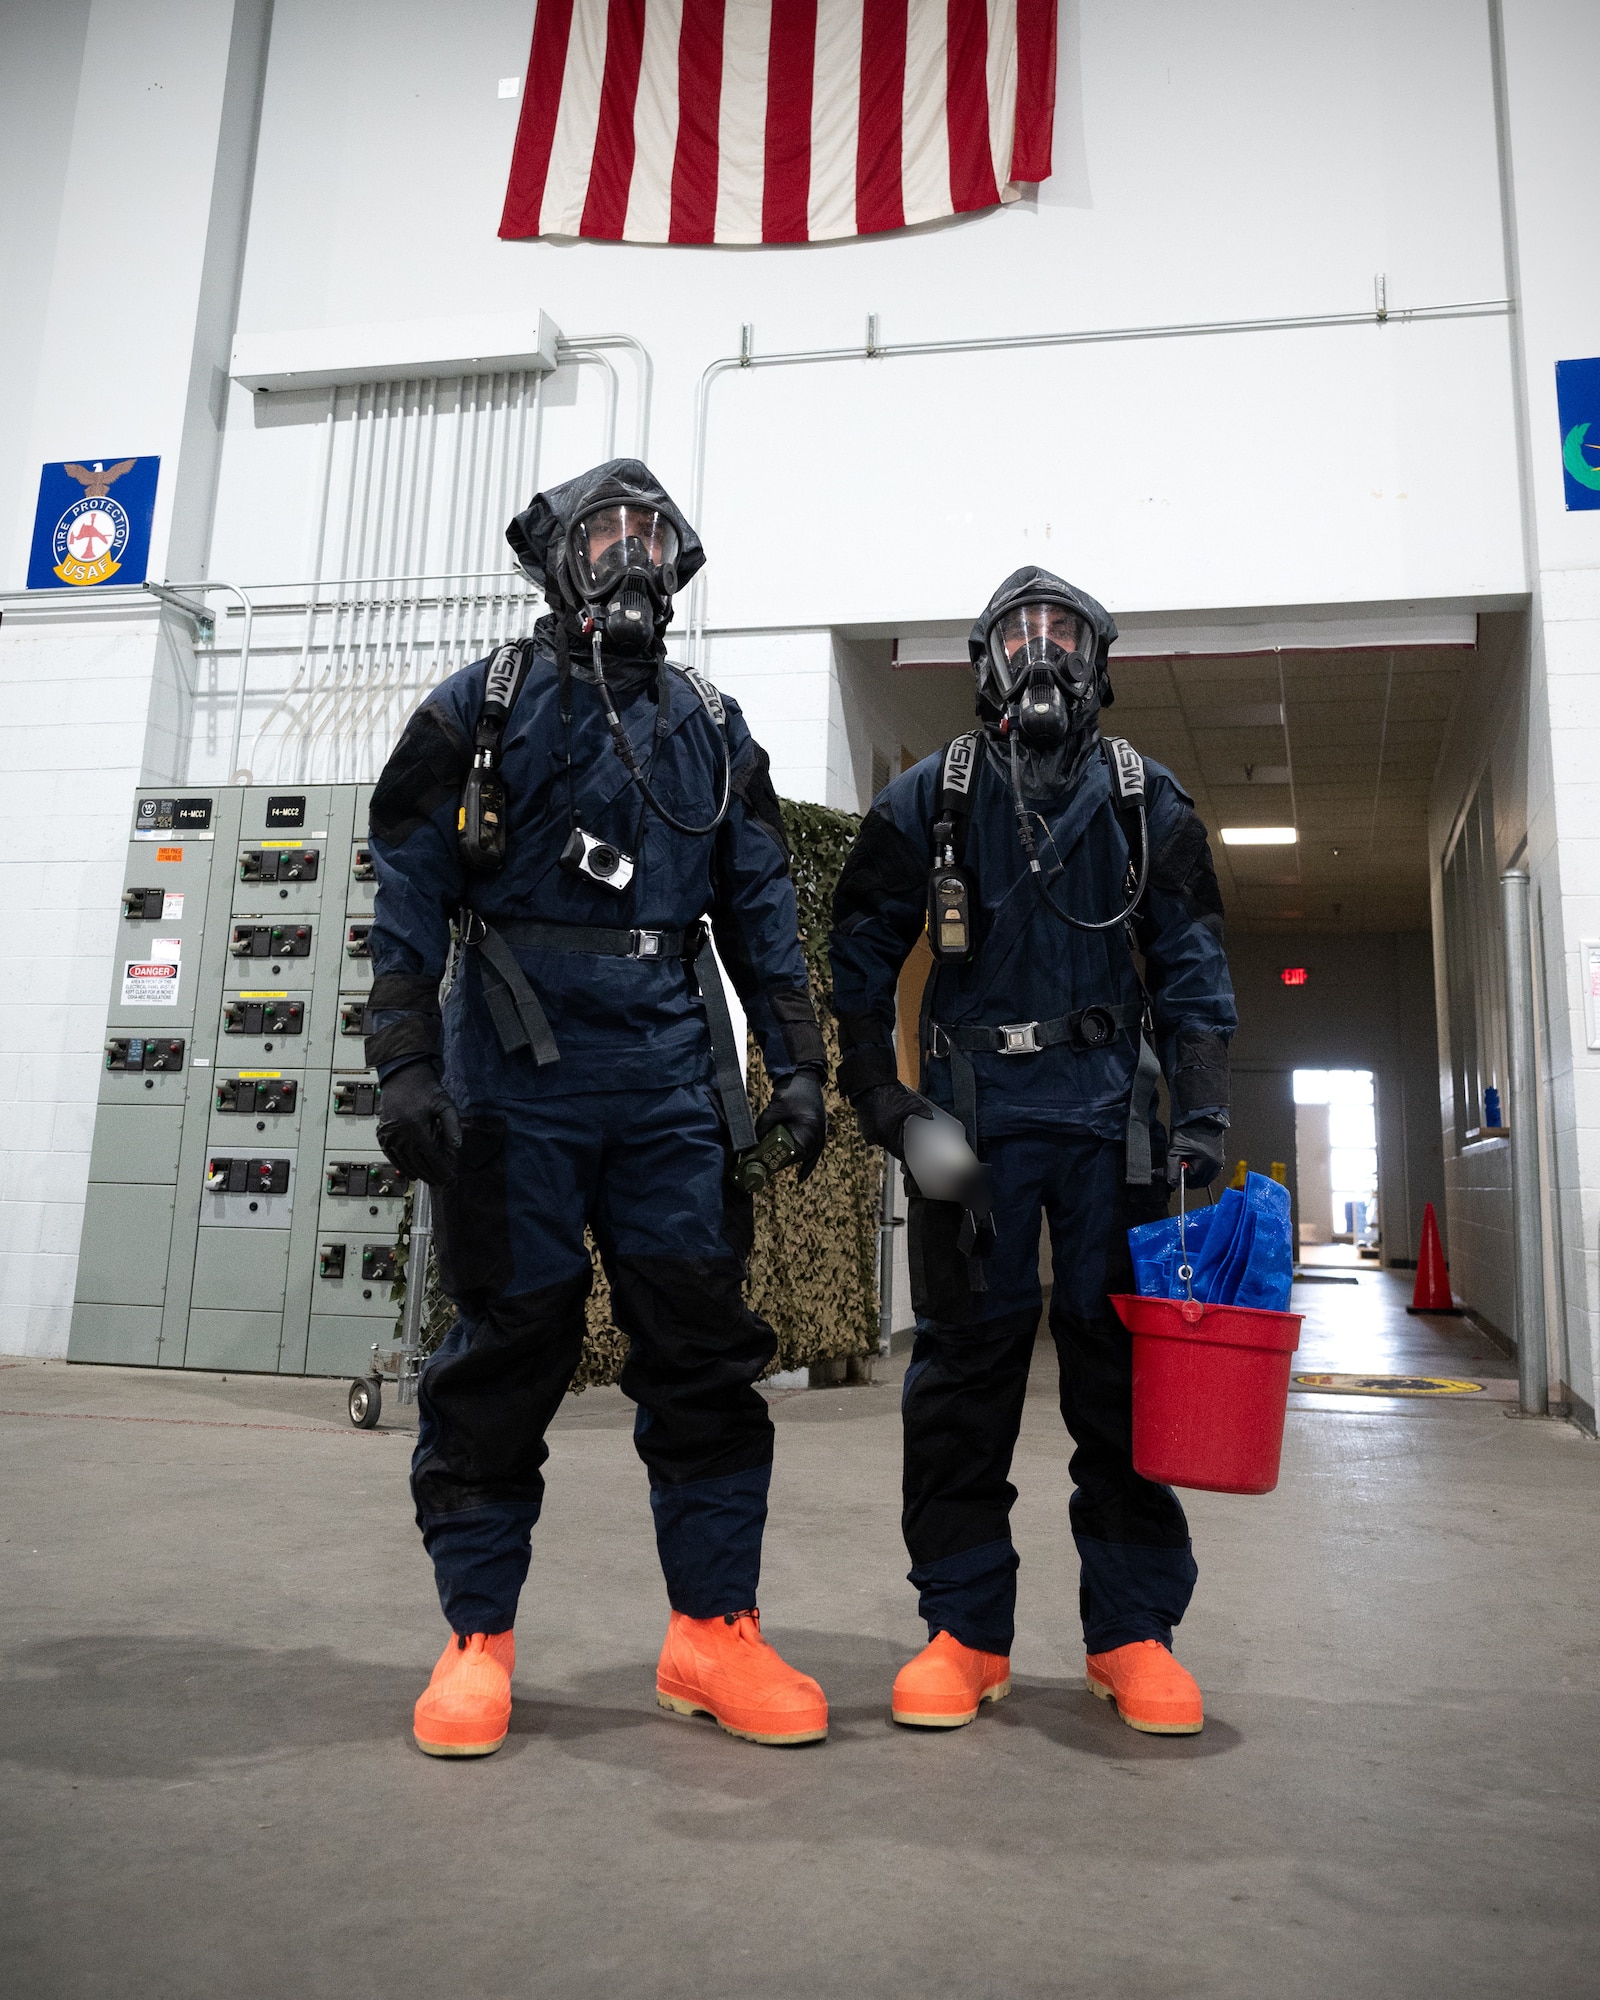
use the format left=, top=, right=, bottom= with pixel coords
left=506, top=458, right=705, bottom=662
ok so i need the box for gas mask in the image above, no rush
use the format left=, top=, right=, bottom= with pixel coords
left=984, top=601, right=1097, bottom=751
left=565, top=501, right=681, bottom=657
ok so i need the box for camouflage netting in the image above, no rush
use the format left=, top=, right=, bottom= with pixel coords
left=392, top=795, right=881, bottom=1387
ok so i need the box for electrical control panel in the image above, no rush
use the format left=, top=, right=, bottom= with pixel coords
left=68, top=785, right=419, bottom=1380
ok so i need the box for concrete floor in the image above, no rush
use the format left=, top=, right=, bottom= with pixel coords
left=3, top=1272, right=1598, bottom=1998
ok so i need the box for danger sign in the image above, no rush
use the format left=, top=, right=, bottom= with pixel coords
left=121, top=960, right=180, bottom=1007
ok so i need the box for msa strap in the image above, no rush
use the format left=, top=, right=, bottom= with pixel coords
left=459, top=640, right=537, bottom=876
left=928, top=732, right=981, bottom=963
left=1104, top=735, right=1145, bottom=806
left=940, top=731, right=979, bottom=805
left=483, top=640, right=531, bottom=719
left=679, top=664, right=727, bottom=728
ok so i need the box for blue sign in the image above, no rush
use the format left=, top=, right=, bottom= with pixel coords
left=1556, top=359, right=1600, bottom=513
left=27, top=456, right=159, bottom=589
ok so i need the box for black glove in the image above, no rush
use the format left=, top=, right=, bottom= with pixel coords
left=1167, top=1119, right=1227, bottom=1189
left=375, top=1060, right=462, bottom=1186
left=851, top=1081, right=936, bottom=1161
left=756, top=1065, right=828, bottom=1184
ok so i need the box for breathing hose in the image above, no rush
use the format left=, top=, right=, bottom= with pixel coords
left=591, top=631, right=732, bottom=838
left=1007, top=731, right=1149, bottom=932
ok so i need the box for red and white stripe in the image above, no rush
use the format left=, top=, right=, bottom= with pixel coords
left=500, top=0, right=1057, bottom=245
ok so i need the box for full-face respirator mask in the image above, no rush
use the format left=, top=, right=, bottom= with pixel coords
left=564, top=501, right=681, bottom=657
left=969, top=586, right=1149, bottom=934
left=982, top=601, right=1098, bottom=751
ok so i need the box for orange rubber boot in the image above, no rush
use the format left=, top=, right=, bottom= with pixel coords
left=892, top=1630, right=1011, bottom=1728
left=413, top=1630, right=516, bottom=1757
left=1085, top=1639, right=1203, bottom=1734
left=656, top=1610, right=828, bottom=1745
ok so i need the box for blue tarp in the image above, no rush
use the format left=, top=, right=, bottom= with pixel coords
left=1128, top=1172, right=1294, bottom=1312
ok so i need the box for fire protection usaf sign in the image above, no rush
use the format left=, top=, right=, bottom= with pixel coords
left=27, top=456, right=159, bottom=588
left=1556, top=360, right=1600, bottom=512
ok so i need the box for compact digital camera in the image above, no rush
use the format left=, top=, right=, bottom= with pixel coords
left=560, top=827, right=635, bottom=894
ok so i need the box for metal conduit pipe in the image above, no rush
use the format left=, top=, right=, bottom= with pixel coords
left=144, top=571, right=539, bottom=784
left=146, top=580, right=258, bottom=780
left=558, top=333, right=653, bottom=458
left=1502, top=867, right=1550, bottom=1417
left=685, top=293, right=1514, bottom=666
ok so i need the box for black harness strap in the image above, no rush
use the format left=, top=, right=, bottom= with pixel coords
left=1102, top=738, right=1165, bottom=1185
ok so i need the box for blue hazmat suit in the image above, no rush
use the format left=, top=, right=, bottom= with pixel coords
left=828, top=566, right=1237, bottom=1657
left=365, top=461, right=823, bottom=1637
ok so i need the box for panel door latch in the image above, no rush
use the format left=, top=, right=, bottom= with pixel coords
left=240, top=848, right=320, bottom=883
left=215, top=1077, right=298, bottom=1115
left=325, top=1161, right=408, bottom=1198
left=332, top=1081, right=381, bottom=1117
left=230, top=924, right=312, bottom=959
left=224, top=1000, right=304, bottom=1036
left=106, top=1037, right=186, bottom=1073
left=206, top=1157, right=291, bottom=1195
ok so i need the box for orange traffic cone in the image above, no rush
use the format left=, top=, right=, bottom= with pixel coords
left=1406, top=1202, right=1461, bottom=1315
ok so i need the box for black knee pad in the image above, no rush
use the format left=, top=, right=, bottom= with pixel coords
left=611, top=1254, right=776, bottom=1484
left=412, top=1274, right=591, bottom=1515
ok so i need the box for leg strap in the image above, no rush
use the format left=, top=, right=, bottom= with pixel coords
left=1125, top=1030, right=1162, bottom=1185
left=689, top=928, right=757, bottom=1153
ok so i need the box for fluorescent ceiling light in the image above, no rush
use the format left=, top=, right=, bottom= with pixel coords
left=1220, top=826, right=1298, bottom=846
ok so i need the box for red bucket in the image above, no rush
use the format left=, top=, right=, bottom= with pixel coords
left=1110, top=1293, right=1303, bottom=1495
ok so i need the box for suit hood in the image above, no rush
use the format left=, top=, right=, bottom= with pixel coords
left=967, top=566, right=1119, bottom=706
left=506, top=458, right=705, bottom=611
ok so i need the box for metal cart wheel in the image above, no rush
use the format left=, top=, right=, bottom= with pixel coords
left=348, top=1376, right=382, bottom=1428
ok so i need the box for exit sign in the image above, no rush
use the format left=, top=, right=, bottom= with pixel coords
left=1281, top=967, right=1308, bottom=986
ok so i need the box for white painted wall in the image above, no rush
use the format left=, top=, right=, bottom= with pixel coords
left=205, top=0, right=1521, bottom=626
left=0, top=0, right=92, bottom=586
left=0, top=0, right=268, bottom=1355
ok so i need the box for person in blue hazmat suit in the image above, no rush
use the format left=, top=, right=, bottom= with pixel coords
left=365, top=459, right=831, bottom=1756
left=828, top=567, right=1236, bottom=1735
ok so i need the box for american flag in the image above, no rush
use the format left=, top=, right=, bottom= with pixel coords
left=500, top=0, right=1057, bottom=245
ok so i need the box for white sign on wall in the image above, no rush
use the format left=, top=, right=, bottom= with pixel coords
left=1582, top=940, right=1600, bottom=1049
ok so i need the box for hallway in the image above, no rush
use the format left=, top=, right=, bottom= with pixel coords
left=2, top=1274, right=1596, bottom=1999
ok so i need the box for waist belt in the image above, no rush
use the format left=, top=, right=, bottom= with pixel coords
left=460, top=912, right=756, bottom=1152
left=928, top=1000, right=1142, bottom=1059
left=926, top=999, right=1162, bottom=1188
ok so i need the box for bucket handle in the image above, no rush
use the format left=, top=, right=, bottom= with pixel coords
left=1177, top=1163, right=1203, bottom=1323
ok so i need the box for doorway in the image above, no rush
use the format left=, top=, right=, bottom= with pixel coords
left=1294, top=1069, right=1379, bottom=1266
